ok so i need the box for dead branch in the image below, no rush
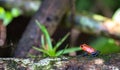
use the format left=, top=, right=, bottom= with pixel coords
left=66, top=13, right=120, bottom=40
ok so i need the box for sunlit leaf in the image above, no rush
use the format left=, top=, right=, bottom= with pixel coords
left=0, top=7, right=5, bottom=15
left=4, top=12, right=13, bottom=26
left=11, top=8, right=21, bottom=17
left=0, top=7, right=5, bottom=20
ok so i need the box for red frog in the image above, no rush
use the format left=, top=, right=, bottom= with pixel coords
left=80, top=44, right=100, bottom=56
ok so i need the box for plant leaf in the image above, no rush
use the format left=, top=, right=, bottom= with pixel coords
left=48, top=50, right=56, bottom=57
left=28, top=53, right=37, bottom=58
left=4, top=12, right=13, bottom=26
left=54, top=33, right=70, bottom=51
left=56, top=47, right=81, bottom=55
left=56, top=44, right=68, bottom=56
left=41, top=34, right=46, bottom=49
left=33, top=46, right=50, bottom=56
left=11, top=8, right=21, bottom=17
left=35, top=20, right=53, bottom=50
left=0, top=7, right=5, bottom=19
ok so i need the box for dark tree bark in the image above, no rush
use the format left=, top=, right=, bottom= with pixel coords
left=14, top=0, right=70, bottom=57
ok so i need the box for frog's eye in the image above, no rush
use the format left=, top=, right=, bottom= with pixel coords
left=80, top=44, right=87, bottom=48
left=80, top=45, right=84, bottom=48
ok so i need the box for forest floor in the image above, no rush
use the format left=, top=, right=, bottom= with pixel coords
left=0, top=53, right=120, bottom=70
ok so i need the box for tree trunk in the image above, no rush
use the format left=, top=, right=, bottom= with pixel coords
left=14, top=0, right=70, bottom=58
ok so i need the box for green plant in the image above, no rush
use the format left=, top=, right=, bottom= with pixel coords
left=0, top=7, right=21, bottom=26
left=32, top=20, right=81, bottom=57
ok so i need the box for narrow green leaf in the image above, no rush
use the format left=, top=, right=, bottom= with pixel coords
left=28, top=53, right=37, bottom=58
left=57, top=47, right=81, bottom=55
left=33, top=46, right=50, bottom=56
left=56, top=44, right=69, bottom=56
left=54, top=33, right=70, bottom=51
left=41, top=35, right=45, bottom=49
left=35, top=20, right=53, bottom=50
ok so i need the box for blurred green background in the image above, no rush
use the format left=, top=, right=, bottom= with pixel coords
left=75, top=0, right=120, bottom=54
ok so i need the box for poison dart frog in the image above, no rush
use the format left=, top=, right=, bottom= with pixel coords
left=80, top=44, right=100, bottom=57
